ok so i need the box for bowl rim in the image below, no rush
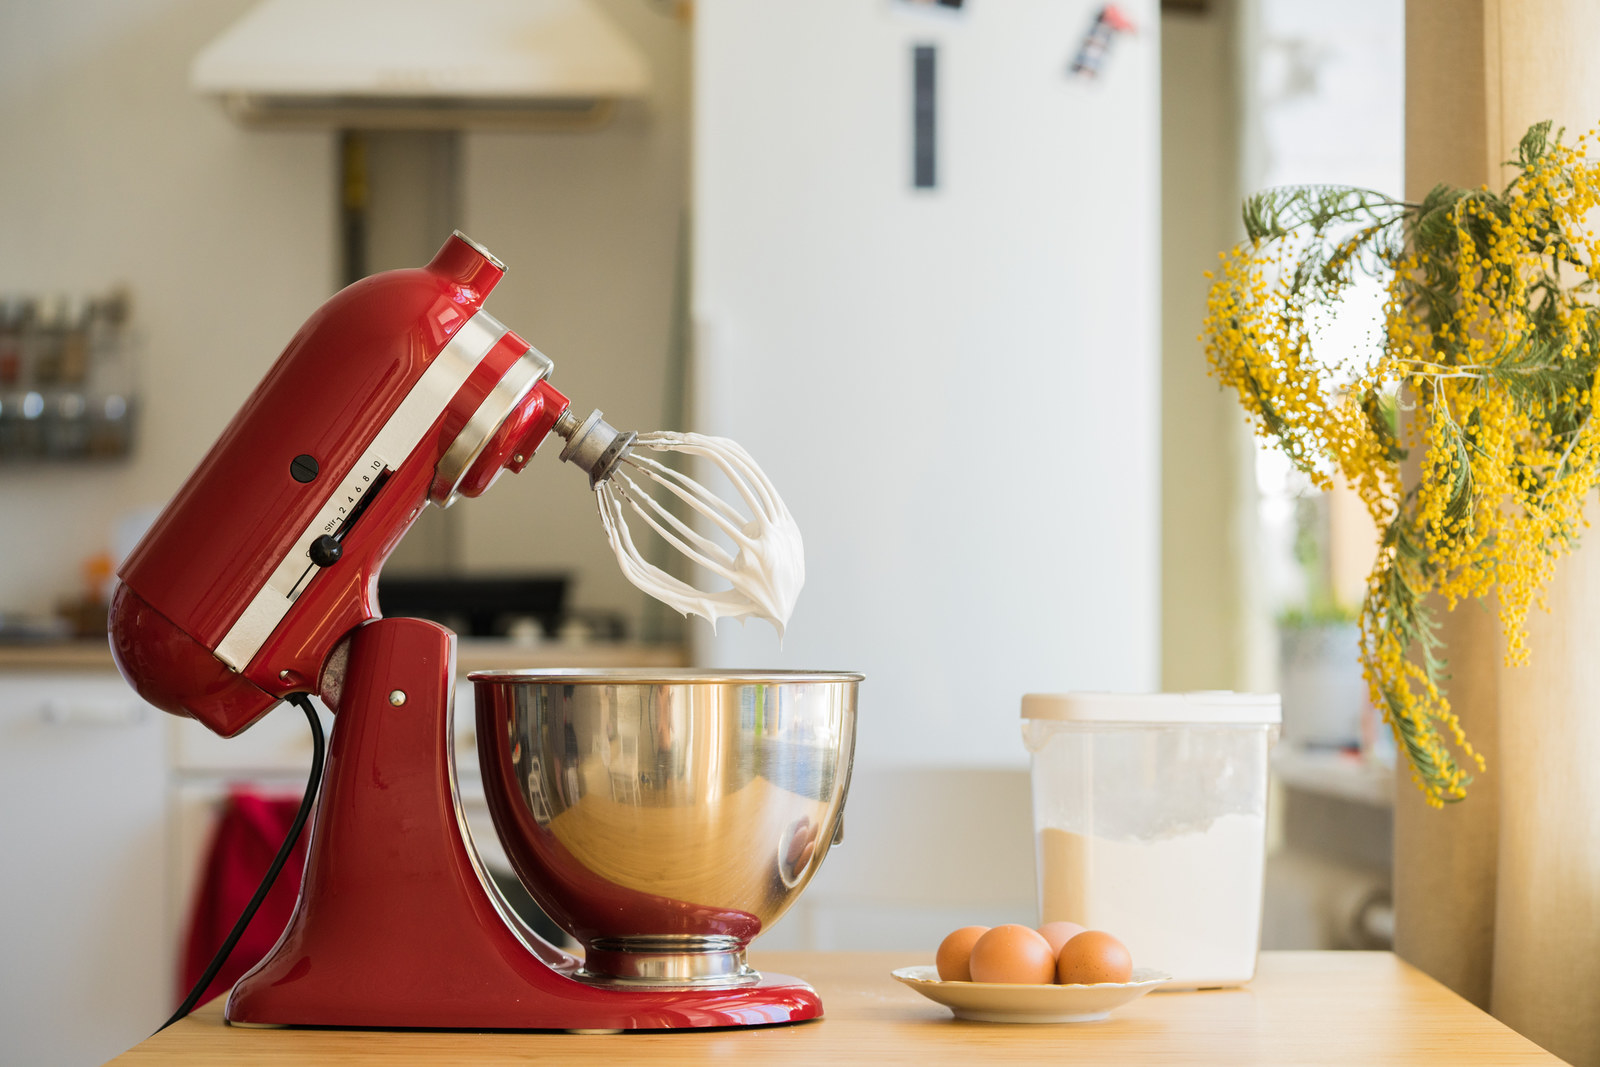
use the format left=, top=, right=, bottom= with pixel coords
left=467, top=668, right=865, bottom=685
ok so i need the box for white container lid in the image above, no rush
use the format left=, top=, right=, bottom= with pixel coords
left=1021, top=691, right=1281, bottom=726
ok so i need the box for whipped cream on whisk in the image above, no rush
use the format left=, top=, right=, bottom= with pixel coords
left=594, top=431, right=804, bottom=636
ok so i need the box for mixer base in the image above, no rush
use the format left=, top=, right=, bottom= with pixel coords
left=228, top=973, right=825, bottom=1032
left=224, top=618, right=824, bottom=1031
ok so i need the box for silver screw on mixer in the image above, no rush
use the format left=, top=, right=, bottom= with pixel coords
left=554, top=408, right=637, bottom=488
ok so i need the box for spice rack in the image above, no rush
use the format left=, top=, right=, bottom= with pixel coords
left=0, top=289, right=137, bottom=461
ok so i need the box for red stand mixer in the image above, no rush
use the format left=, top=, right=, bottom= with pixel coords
left=108, top=232, right=858, bottom=1030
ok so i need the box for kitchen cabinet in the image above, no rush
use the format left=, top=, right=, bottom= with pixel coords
left=0, top=671, right=170, bottom=1067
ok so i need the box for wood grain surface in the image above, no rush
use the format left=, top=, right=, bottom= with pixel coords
left=104, top=951, right=1564, bottom=1065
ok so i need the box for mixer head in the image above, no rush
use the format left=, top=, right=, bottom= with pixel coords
left=110, top=232, right=579, bottom=736
left=110, top=229, right=801, bottom=740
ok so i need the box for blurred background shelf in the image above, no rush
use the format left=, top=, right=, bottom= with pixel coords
left=1272, top=742, right=1394, bottom=809
left=0, top=637, right=688, bottom=674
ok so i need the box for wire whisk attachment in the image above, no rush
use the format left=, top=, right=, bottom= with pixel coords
left=595, top=431, right=804, bottom=636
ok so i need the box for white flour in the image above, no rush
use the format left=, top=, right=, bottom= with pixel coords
left=596, top=431, right=804, bottom=636
left=1038, top=812, right=1266, bottom=989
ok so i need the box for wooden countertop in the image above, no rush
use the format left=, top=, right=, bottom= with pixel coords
left=0, top=638, right=688, bottom=674
left=105, top=951, right=1561, bottom=1065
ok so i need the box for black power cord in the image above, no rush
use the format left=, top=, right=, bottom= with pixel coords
left=157, top=692, right=327, bottom=1032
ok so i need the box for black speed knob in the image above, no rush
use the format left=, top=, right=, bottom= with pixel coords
left=309, top=534, right=343, bottom=567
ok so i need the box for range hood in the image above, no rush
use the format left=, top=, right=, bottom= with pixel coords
left=191, top=0, right=650, bottom=130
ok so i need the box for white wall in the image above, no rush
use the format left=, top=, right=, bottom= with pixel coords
left=455, top=2, right=692, bottom=638
left=0, top=0, right=691, bottom=640
left=0, top=0, right=335, bottom=616
left=692, top=0, right=1162, bottom=769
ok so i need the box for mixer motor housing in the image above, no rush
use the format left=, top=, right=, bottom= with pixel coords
left=110, top=232, right=569, bottom=736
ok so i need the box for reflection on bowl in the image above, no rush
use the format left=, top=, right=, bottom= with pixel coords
left=777, top=814, right=820, bottom=888
left=472, top=669, right=860, bottom=987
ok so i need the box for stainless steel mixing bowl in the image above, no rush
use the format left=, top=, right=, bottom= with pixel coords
left=471, top=669, right=861, bottom=988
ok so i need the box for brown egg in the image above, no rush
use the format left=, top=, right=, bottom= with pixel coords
left=969, top=924, right=1057, bottom=985
left=1056, top=930, right=1134, bottom=985
left=935, top=925, right=989, bottom=981
left=1036, top=920, right=1087, bottom=957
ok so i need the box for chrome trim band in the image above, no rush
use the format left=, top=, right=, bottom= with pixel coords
left=215, top=311, right=509, bottom=671
left=430, top=345, right=555, bottom=507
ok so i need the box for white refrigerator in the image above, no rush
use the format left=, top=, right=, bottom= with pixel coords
left=690, top=0, right=1161, bottom=945
left=692, top=0, right=1160, bottom=761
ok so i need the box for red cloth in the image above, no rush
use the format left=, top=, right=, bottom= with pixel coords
left=178, top=790, right=309, bottom=1009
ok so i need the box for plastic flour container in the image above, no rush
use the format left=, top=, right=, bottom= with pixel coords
left=1021, top=692, right=1281, bottom=989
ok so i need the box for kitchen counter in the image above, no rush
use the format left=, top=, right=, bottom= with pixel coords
left=0, top=638, right=689, bottom=674
left=105, top=951, right=1560, bottom=1065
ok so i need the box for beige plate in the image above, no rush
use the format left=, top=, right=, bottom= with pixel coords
left=891, top=965, right=1171, bottom=1023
